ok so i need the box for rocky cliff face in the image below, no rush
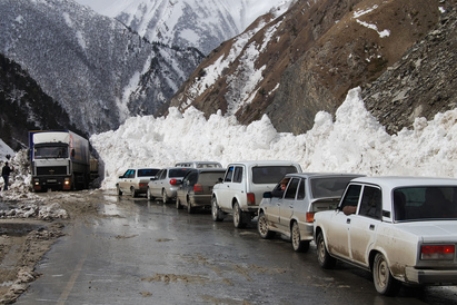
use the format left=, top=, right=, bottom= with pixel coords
left=168, top=0, right=455, bottom=136
left=362, top=6, right=457, bottom=135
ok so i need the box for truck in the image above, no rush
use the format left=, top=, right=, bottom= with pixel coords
left=29, top=130, right=97, bottom=191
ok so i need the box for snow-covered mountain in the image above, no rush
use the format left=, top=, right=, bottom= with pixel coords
left=73, top=0, right=295, bottom=55
left=0, top=0, right=203, bottom=136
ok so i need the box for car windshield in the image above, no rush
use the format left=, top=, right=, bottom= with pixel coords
left=169, top=168, right=192, bottom=178
left=138, top=169, right=159, bottom=177
left=394, top=186, right=457, bottom=221
left=310, top=176, right=356, bottom=198
left=252, top=166, right=298, bottom=184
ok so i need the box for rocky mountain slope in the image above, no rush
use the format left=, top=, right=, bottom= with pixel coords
left=169, top=0, right=456, bottom=136
left=0, top=0, right=203, bottom=138
left=0, top=54, right=81, bottom=150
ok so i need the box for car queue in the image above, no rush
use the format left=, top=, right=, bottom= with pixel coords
left=116, top=160, right=457, bottom=296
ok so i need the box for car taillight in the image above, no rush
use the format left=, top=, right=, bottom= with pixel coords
left=139, top=183, right=147, bottom=188
left=193, top=184, right=203, bottom=193
left=421, top=245, right=455, bottom=260
left=247, top=193, right=256, bottom=205
left=306, top=212, right=315, bottom=223
left=169, top=178, right=178, bottom=185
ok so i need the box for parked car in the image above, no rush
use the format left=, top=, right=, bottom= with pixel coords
left=116, top=167, right=160, bottom=198
left=147, top=167, right=193, bottom=203
left=175, top=161, right=223, bottom=168
left=211, top=160, right=302, bottom=228
left=314, top=176, right=457, bottom=296
left=176, top=168, right=226, bottom=213
left=258, top=173, right=364, bottom=252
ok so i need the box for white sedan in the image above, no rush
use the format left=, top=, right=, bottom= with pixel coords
left=314, top=176, right=457, bottom=296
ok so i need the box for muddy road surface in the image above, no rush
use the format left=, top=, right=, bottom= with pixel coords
left=5, top=190, right=457, bottom=305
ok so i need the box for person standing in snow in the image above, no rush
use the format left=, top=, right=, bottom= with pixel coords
left=1, top=161, right=13, bottom=191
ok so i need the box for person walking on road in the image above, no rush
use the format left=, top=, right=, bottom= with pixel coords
left=1, top=162, right=13, bottom=191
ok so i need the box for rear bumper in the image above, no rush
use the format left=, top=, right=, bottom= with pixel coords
left=405, top=267, right=457, bottom=285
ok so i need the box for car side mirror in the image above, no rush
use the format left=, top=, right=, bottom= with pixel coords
left=218, top=177, right=223, bottom=183
left=263, top=192, right=272, bottom=199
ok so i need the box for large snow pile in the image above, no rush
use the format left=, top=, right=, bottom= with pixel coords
left=90, top=87, right=457, bottom=189
left=2, top=87, right=457, bottom=205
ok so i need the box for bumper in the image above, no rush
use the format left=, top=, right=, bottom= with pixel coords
left=32, top=176, right=72, bottom=191
left=405, top=267, right=457, bottom=285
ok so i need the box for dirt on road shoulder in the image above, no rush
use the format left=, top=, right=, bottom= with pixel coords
left=0, top=190, right=101, bottom=305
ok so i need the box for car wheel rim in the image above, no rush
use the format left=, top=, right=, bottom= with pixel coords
left=212, top=200, right=217, bottom=218
left=292, top=224, right=299, bottom=249
left=317, top=237, right=325, bottom=264
left=376, top=257, right=388, bottom=289
left=234, top=206, right=240, bottom=226
left=258, top=215, right=267, bottom=236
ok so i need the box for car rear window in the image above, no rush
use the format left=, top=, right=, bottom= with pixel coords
left=252, top=166, right=298, bottom=184
left=199, top=172, right=225, bottom=185
left=169, top=168, right=192, bottom=177
left=394, top=186, right=457, bottom=221
left=310, top=177, right=356, bottom=198
left=138, top=168, right=159, bottom=177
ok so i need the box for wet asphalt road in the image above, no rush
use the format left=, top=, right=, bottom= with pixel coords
left=16, top=191, right=457, bottom=305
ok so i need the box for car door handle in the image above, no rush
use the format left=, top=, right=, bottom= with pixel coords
left=369, top=224, right=375, bottom=230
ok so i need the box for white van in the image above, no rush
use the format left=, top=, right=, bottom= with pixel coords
left=175, top=161, right=222, bottom=168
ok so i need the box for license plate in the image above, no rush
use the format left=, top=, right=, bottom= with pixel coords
left=47, top=179, right=57, bottom=183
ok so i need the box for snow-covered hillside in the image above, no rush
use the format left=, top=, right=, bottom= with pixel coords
left=74, top=0, right=295, bottom=54
left=0, top=0, right=203, bottom=136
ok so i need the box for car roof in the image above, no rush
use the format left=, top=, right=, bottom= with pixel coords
left=227, top=160, right=301, bottom=167
left=349, top=176, right=457, bottom=189
left=284, top=172, right=365, bottom=179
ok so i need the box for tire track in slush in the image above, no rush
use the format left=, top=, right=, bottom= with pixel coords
left=56, top=244, right=89, bottom=305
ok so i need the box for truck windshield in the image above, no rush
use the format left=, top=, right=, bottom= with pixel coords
left=34, top=147, right=68, bottom=159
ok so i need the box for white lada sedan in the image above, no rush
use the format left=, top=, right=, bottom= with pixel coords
left=314, top=176, right=457, bottom=296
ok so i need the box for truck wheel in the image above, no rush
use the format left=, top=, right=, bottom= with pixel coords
left=233, top=202, right=247, bottom=228
left=211, top=197, right=223, bottom=222
left=258, top=211, right=274, bottom=239
left=130, top=187, right=137, bottom=198
left=316, top=231, right=337, bottom=269
left=117, top=185, right=123, bottom=196
left=373, top=253, right=401, bottom=296
left=162, top=189, right=169, bottom=204
left=291, top=221, right=309, bottom=253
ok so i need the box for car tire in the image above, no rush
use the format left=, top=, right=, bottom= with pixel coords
left=187, top=199, right=194, bottom=214
left=176, top=197, right=183, bottom=209
left=147, top=188, right=154, bottom=201
left=162, top=189, right=169, bottom=204
left=257, top=211, right=274, bottom=239
left=291, top=222, right=310, bottom=253
left=117, top=185, right=122, bottom=196
left=130, top=187, right=137, bottom=198
left=316, top=231, right=337, bottom=269
left=211, top=197, right=223, bottom=222
left=233, top=202, right=247, bottom=228
left=373, top=253, right=401, bottom=296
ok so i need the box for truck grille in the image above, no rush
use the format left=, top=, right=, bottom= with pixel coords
left=36, top=166, right=68, bottom=176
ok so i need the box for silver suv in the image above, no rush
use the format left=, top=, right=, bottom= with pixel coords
left=211, top=160, right=302, bottom=228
